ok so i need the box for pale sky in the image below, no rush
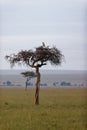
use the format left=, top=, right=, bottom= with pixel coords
left=0, top=0, right=87, bottom=70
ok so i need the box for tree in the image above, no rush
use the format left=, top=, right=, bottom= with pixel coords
left=21, top=71, right=36, bottom=90
left=5, top=43, right=64, bottom=105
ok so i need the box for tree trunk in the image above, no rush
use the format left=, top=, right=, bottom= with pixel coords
left=25, top=77, right=28, bottom=90
left=25, top=80, right=27, bottom=90
left=25, top=77, right=30, bottom=91
left=35, top=67, right=40, bottom=105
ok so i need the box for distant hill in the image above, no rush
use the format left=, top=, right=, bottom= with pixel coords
left=0, top=69, right=87, bottom=87
left=0, top=69, right=87, bottom=75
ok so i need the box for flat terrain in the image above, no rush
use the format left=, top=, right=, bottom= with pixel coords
left=0, top=87, right=87, bottom=130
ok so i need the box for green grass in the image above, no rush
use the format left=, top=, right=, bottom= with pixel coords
left=0, top=87, right=87, bottom=130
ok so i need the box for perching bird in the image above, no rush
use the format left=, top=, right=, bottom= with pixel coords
left=36, top=42, right=45, bottom=50
left=42, top=42, right=45, bottom=47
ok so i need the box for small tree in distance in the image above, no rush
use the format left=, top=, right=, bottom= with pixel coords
left=5, top=42, right=64, bottom=105
left=21, top=71, right=36, bottom=90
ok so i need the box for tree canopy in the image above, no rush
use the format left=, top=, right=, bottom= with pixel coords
left=5, top=44, right=63, bottom=69
left=21, top=71, right=36, bottom=78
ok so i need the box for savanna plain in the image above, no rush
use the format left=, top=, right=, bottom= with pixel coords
left=0, top=87, right=87, bottom=130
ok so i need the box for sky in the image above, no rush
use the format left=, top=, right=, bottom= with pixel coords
left=0, top=0, right=87, bottom=70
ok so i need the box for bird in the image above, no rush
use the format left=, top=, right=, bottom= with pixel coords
left=42, top=42, right=45, bottom=47
left=36, top=42, right=45, bottom=50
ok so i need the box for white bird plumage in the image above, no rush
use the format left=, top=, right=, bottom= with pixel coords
left=42, top=42, right=45, bottom=47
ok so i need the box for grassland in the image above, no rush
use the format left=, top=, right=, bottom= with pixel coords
left=0, top=87, right=87, bottom=130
